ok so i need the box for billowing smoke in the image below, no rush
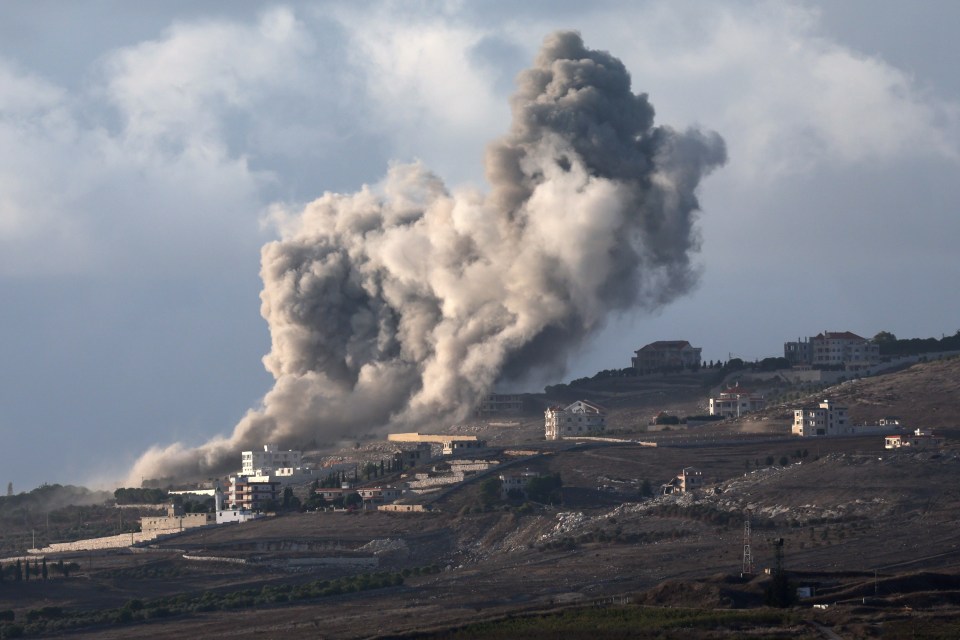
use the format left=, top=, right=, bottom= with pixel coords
left=128, top=31, right=725, bottom=484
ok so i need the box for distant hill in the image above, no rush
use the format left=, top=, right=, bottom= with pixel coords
left=824, top=356, right=960, bottom=429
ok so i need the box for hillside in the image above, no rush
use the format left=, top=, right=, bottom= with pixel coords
left=827, top=356, right=960, bottom=428
left=3, top=358, right=960, bottom=638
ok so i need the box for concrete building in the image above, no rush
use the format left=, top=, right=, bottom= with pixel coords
left=885, top=429, right=945, bottom=449
left=140, top=504, right=215, bottom=533
left=662, top=467, right=703, bottom=495
left=357, top=486, right=403, bottom=507
left=631, top=341, right=702, bottom=374
left=393, top=443, right=433, bottom=469
left=499, top=471, right=541, bottom=499
left=442, top=439, right=488, bottom=456
left=792, top=400, right=848, bottom=437
left=475, top=393, right=525, bottom=417
left=228, top=475, right=281, bottom=511
left=709, top=384, right=765, bottom=418
left=784, top=331, right=880, bottom=370
left=545, top=400, right=607, bottom=440
left=213, top=486, right=261, bottom=524
left=241, top=444, right=302, bottom=476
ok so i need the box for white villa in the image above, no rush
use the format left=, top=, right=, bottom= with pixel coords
left=545, top=400, right=607, bottom=440
left=709, top=384, right=765, bottom=418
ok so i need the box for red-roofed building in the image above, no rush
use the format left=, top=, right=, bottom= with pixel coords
left=631, top=340, right=702, bottom=374
left=709, top=383, right=765, bottom=418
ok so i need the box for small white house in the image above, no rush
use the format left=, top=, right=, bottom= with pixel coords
left=709, top=384, right=765, bottom=418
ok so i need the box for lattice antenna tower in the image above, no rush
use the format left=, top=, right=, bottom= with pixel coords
left=742, top=510, right=754, bottom=576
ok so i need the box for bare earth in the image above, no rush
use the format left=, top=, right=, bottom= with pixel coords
left=4, top=358, right=960, bottom=638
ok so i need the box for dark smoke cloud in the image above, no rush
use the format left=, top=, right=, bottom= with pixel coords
left=128, top=31, right=725, bottom=484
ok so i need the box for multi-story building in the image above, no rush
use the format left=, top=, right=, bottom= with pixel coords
left=544, top=400, right=607, bottom=440
left=784, top=331, right=880, bottom=370
left=792, top=400, right=849, bottom=437
left=709, top=384, right=765, bottom=418
left=393, top=443, right=433, bottom=469
left=499, top=471, right=542, bottom=499
left=228, top=475, right=281, bottom=511
left=241, top=444, right=302, bottom=476
left=631, top=341, right=702, bottom=374
left=475, top=393, right=525, bottom=417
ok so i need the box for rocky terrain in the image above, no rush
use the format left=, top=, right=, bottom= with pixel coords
left=2, top=358, right=960, bottom=638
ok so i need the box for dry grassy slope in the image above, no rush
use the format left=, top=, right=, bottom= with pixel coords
left=825, top=357, right=960, bottom=428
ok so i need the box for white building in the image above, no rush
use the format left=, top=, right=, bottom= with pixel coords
left=709, top=384, right=765, bottom=418
left=885, top=429, right=944, bottom=449
left=545, top=400, right=607, bottom=440
left=792, top=400, right=849, bottom=437
left=442, top=439, right=488, bottom=456
left=788, top=331, right=880, bottom=369
left=241, top=444, right=302, bottom=476
left=214, top=485, right=262, bottom=524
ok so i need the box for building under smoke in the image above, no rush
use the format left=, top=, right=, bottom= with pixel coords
left=128, top=31, right=726, bottom=484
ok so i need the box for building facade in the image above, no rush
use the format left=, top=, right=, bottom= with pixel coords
left=475, top=393, right=525, bottom=417
left=545, top=400, right=607, bottom=440
left=662, top=467, right=703, bottom=494
left=241, top=444, right=302, bottom=476
left=784, top=331, right=880, bottom=370
left=393, top=443, right=433, bottom=469
left=885, top=429, right=944, bottom=449
left=631, top=341, right=702, bottom=374
left=140, top=504, right=214, bottom=533
left=228, top=475, right=281, bottom=511
left=499, top=471, right=541, bottom=499
left=709, top=384, right=765, bottom=418
left=792, top=400, right=849, bottom=437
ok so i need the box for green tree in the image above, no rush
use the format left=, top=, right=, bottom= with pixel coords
left=779, top=456, right=789, bottom=466
left=41, top=558, right=47, bottom=581
left=765, top=456, right=774, bottom=466
left=873, top=330, right=897, bottom=344
left=281, top=487, right=301, bottom=511
left=479, top=477, right=501, bottom=506
left=344, top=492, right=362, bottom=509
left=526, top=474, right=563, bottom=505
left=640, top=479, right=653, bottom=497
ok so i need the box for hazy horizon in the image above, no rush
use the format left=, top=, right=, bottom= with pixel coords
left=2, top=1, right=959, bottom=492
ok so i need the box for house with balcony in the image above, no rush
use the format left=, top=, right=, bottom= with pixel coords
left=709, top=383, right=765, bottom=418
left=792, top=400, right=848, bottom=437
left=545, top=400, right=607, bottom=440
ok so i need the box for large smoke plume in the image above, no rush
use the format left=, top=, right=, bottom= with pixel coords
left=128, top=31, right=725, bottom=484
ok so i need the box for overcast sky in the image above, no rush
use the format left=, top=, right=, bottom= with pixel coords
left=2, top=1, right=958, bottom=491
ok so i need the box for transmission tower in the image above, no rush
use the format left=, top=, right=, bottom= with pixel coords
left=741, top=510, right=754, bottom=576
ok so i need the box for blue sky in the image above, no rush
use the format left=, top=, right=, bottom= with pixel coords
left=1, top=1, right=958, bottom=490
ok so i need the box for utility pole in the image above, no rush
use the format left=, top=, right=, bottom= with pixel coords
left=742, top=510, right=754, bottom=576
